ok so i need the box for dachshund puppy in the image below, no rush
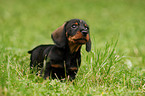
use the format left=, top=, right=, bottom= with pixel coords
left=28, top=19, right=91, bottom=80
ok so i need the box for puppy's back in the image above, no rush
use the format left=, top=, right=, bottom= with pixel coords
left=28, top=44, right=54, bottom=68
left=28, top=45, right=52, bottom=54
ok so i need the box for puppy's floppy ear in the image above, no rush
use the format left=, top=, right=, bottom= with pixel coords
left=51, top=23, right=67, bottom=48
left=86, top=37, right=91, bottom=52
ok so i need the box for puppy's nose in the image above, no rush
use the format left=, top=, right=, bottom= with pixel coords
left=81, top=30, right=88, bottom=36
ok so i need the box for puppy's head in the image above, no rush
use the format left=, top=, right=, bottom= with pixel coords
left=51, top=19, right=91, bottom=52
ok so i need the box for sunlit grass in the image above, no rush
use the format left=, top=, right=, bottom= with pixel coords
left=0, top=0, right=145, bottom=95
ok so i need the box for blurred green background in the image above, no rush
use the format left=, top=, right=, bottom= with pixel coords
left=0, top=0, right=145, bottom=95
left=1, top=0, right=144, bottom=56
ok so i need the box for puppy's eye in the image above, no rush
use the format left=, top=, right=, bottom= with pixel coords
left=72, top=24, right=77, bottom=28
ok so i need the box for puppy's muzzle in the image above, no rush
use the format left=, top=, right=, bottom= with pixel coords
left=81, top=30, right=88, bottom=37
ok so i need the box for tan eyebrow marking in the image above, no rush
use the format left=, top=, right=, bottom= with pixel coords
left=75, top=22, right=78, bottom=25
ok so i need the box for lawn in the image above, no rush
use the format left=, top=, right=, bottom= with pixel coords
left=0, top=0, right=145, bottom=95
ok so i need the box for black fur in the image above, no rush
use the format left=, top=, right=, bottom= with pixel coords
left=28, top=19, right=91, bottom=80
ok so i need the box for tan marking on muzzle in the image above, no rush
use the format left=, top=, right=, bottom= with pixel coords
left=68, top=31, right=90, bottom=44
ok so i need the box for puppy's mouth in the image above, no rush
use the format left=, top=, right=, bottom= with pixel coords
left=67, top=31, right=89, bottom=44
left=74, top=38, right=87, bottom=41
left=73, top=38, right=87, bottom=44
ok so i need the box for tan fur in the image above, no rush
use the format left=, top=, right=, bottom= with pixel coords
left=51, top=64, right=63, bottom=68
left=69, top=67, right=78, bottom=71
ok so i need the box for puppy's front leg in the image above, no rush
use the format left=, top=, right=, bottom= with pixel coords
left=40, top=56, right=51, bottom=79
left=41, top=62, right=51, bottom=79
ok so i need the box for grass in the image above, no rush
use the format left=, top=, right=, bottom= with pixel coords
left=0, top=0, right=145, bottom=95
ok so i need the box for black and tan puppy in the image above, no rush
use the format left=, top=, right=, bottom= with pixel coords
left=28, top=19, right=91, bottom=80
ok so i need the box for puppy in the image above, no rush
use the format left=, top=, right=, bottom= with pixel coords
left=28, top=19, right=91, bottom=80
